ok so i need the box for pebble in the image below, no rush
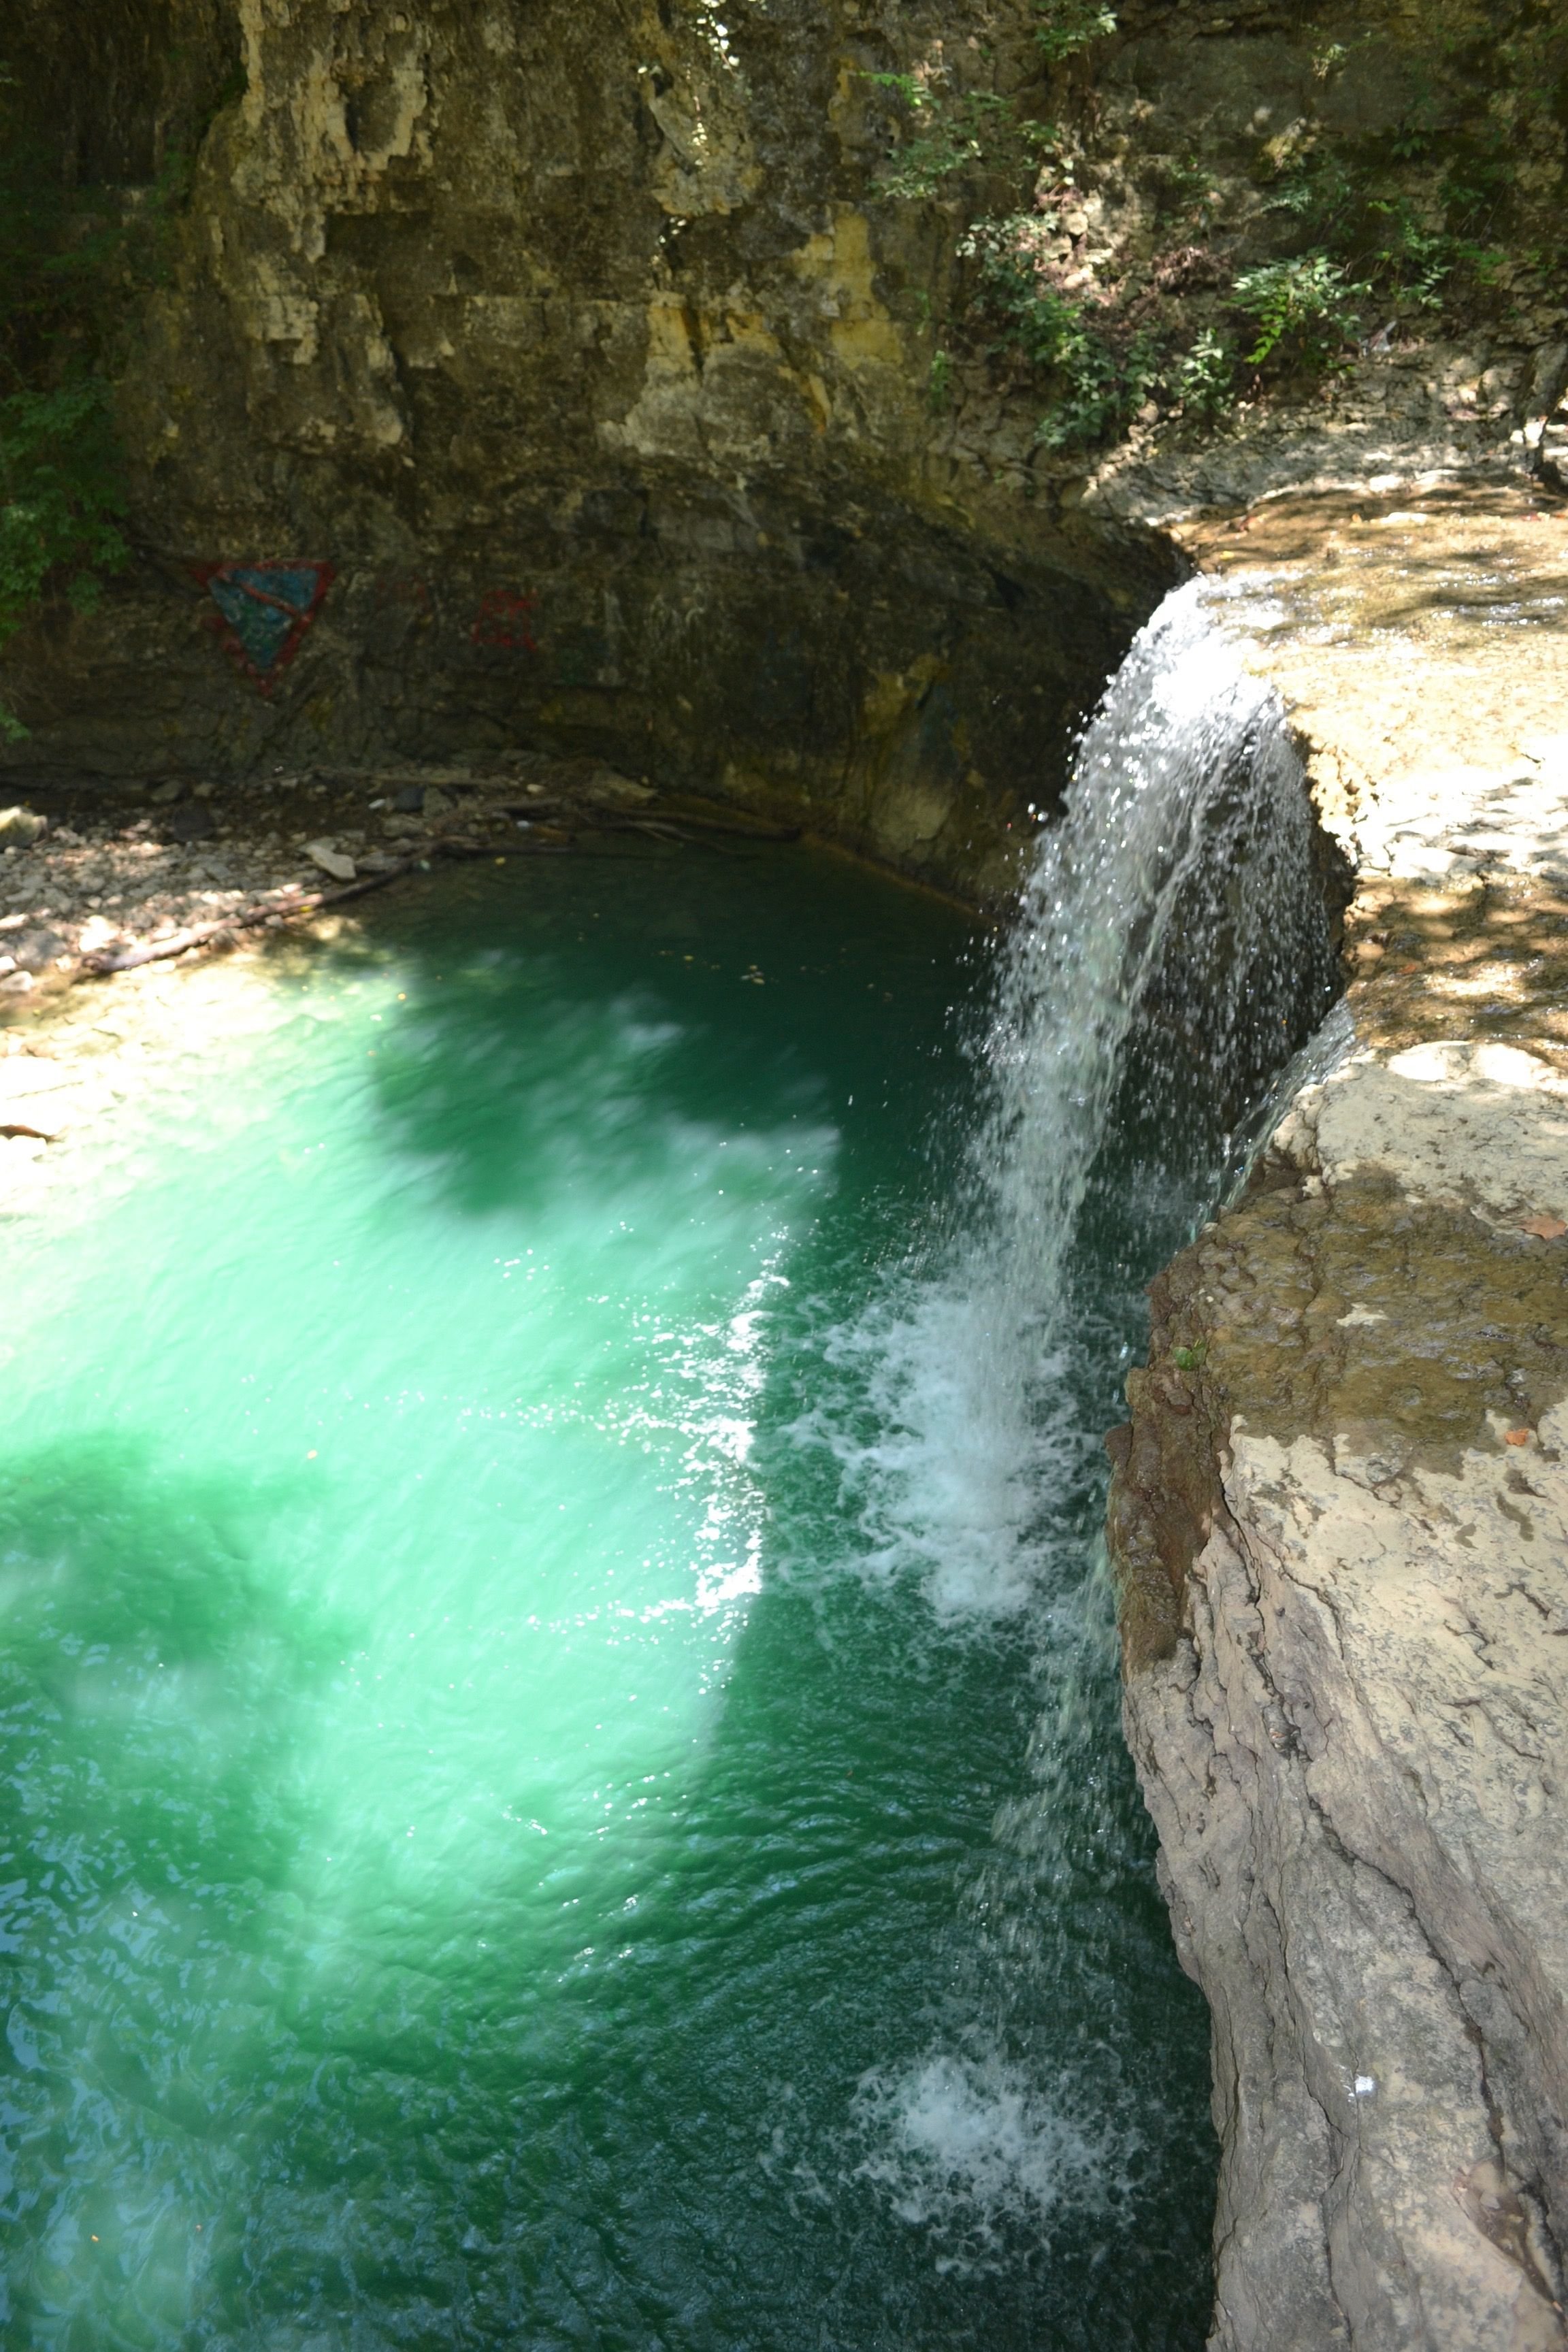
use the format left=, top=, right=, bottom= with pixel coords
left=306, top=841, right=357, bottom=882
left=11, top=929, right=67, bottom=975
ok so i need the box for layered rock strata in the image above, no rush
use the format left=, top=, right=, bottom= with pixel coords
left=1111, top=481, right=1568, bottom=2349
left=4, top=1, right=1563, bottom=896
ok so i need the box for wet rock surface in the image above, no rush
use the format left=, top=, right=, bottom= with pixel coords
left=1111, top=480, right=1568, bottom=2348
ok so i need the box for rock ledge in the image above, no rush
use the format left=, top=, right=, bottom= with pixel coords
left=1111, top=481, right=1568, bottom=2349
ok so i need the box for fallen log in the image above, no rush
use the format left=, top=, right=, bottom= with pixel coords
left=649, top=798, right=803, bottom=843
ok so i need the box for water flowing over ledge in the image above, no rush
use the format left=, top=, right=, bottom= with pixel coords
left=1110, top=489, right=1568, bottom=2352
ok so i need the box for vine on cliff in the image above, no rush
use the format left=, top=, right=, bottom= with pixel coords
left=0, top=61, right=197, bottom=735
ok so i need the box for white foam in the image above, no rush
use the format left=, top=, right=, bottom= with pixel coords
left=852, top=2049, right=1132, bottom=2270
left=796, top=1275, right=1081, bottom=1621
left=791, top=578, right=1332, bottom=1626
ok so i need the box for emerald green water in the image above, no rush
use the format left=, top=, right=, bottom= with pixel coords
left=0, top=844, right=1215, bottom=2350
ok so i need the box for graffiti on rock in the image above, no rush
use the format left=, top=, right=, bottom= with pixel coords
left=471, top=590, right=540, bottom=651
left=195, top=563, right=336, bottom=695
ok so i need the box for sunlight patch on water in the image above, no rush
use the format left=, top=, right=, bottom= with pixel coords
left=0, top=821, right=1225, bottom=2347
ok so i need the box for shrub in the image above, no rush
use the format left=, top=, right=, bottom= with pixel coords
left=0, top=65, right=147, bottom=732
left=1034, top=2, right=1117, bottom=63
left=1231, top=253, right=1367, bottom=372
left=1173, top=329, right=1234, bottom=418
left=961, top=212, right=1158, bottom=448
left=866, top=75, right=1055, bottom=201
left=0, top=381, right=129, bottom=636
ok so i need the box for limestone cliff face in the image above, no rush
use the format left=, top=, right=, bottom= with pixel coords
left=3, top=0, right=1563, bottom=894
left=1, top=0, right=1166, bottom=894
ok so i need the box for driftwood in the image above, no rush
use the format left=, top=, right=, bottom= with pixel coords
left=654, top=805, right=802, bottom=843
left=497, top=800, right=802, bottom=845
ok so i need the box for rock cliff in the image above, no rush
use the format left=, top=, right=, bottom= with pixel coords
left=1111, top=489, right=1568, bottom=2348
left=2, top=0, right=1564, bottom=896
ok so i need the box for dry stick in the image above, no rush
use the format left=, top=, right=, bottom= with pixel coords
left=647, top=807, right=802, bottom=843
left=496, top=801, right=802, bottom=845
left=76, top=837, right=568, bottom=980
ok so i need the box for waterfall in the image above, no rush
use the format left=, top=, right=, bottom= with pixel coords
left=827, top=581, right=1338, bottom=2263
left=819, top=578, right=1337, bottom=1626
left=982, top=575, right=1336, bottom=1307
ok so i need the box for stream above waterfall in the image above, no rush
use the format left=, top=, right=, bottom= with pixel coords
left=0, top=588, right=1338, bottom=2351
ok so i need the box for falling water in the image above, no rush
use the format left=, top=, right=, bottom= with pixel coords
left=987, top=576, right=1336, bottom=1282
left=833, top=578, right=1337, bottom=1621
left=827, top=580, right=1338, bottom=2257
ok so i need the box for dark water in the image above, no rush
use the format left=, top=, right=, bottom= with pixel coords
left=0, top=839, right=1215, bottom=2350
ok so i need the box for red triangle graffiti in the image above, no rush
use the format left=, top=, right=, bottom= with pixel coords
left=194, top=561, right=336, bottom=696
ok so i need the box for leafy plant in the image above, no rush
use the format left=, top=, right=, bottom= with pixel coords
left=0, top=381, right=128, bottom=635
left=0, top=63, right=157, bottom=730
left=1232, top=253, right=1366, bottom=372
left=866, top=74, right=1054, bottom=201
left=1034, top=1, right=1117, bottom=63
left=1264, top=146, right=1358, bottom=242
left=1388, top=74, right=1448, bottom=164
left=1173, top=329, right=1234, bottom=418
left=1154, top=151, right=1219, bottom=231
left=1366, top=198, right=1452, bottom=310
left=962, top=212, right=1158, bottom=448
left=1039, top=323, right=1159, bottom=450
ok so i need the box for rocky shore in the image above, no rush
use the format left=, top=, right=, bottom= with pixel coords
left=0, top=755, right=790, bottom=1186
left=0, top=757, right=704, bottom=995
left=1111, top=472, right=1568, bottom=2348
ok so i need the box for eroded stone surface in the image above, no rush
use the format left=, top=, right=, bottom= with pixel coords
left=5, top=1, right=1564, bottom=895
left=1116, top=1158, right=1568, bottom=2347
left=1113, top=485, right=1568, bottom=2347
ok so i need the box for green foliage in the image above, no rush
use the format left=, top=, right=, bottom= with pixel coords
left=1172, top=329, right=1234, bottom=418
left=0, top=61, right=163, bottom=728
left=0, top=380, right=128, bottom=636
left=1232, top=253, right=1366, bottom=371
left=1263, top=146, right=1358, bottom=239
left=866, top=75, right=1055, bottom=201
left=1256, top=63, right=1523, bottom=333
left=1039, top=323, right=1159, bottom=450
left=1365, top=198, right=1452, bottom=311
left=1388, top=73, right=1447, bottom=164
left=1034, top=1, right=1117, bottom=64
left=1154, top=151, right=1218, bottom=231
left=874, top=5, right=1551, bottom=468
left=961, top=212, right=1156, bottom=449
